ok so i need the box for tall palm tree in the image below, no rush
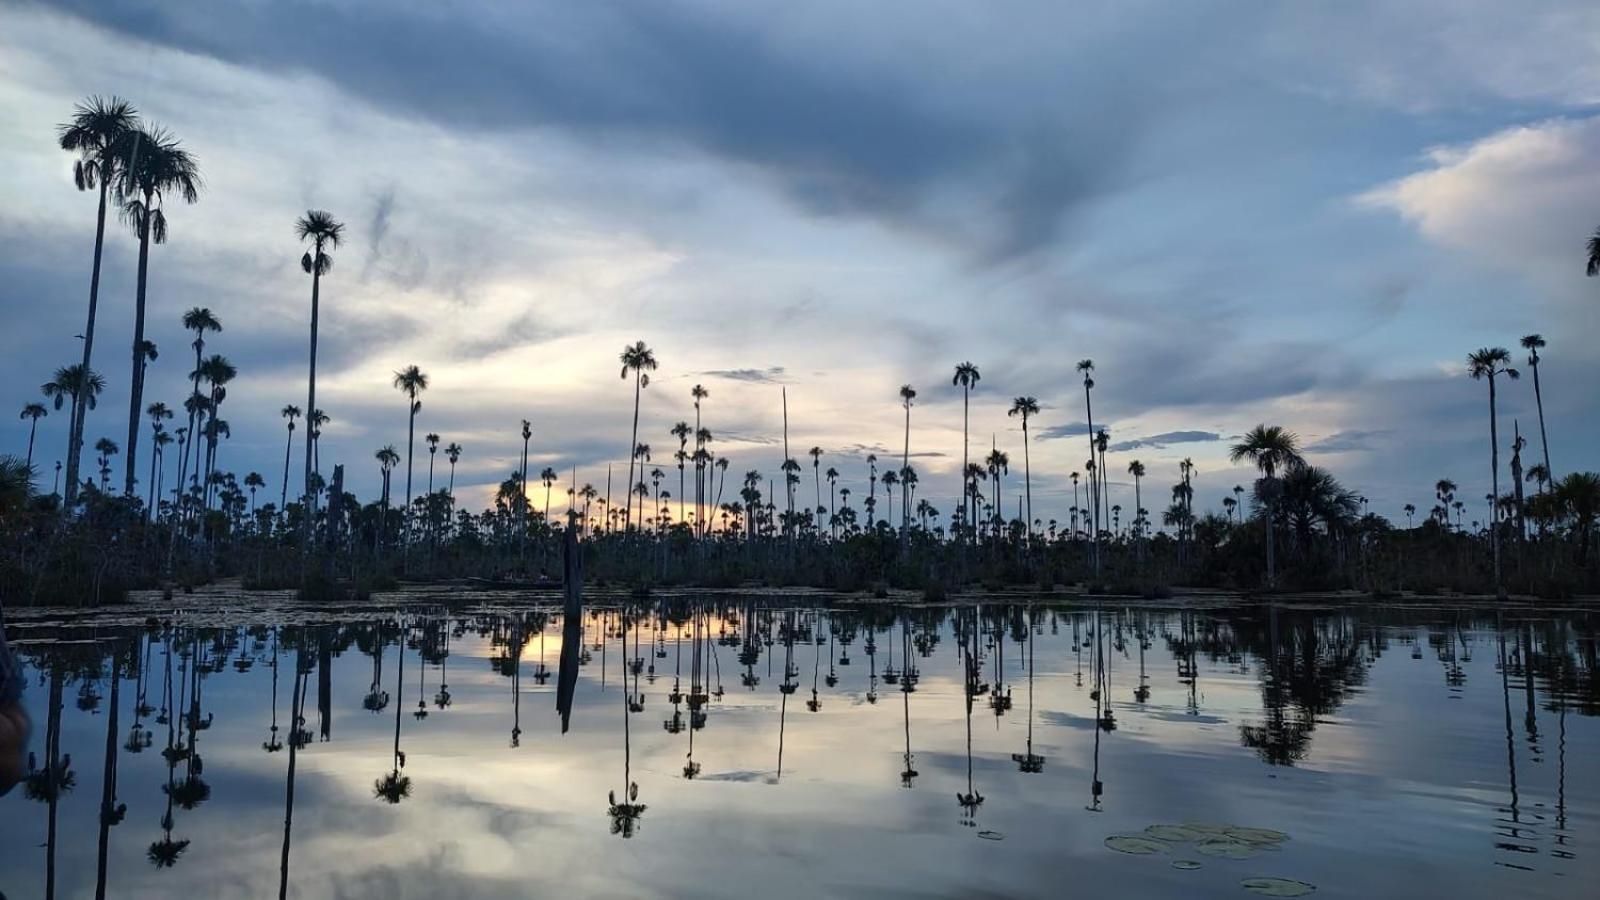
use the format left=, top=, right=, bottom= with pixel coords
left=278, top=405, right=300, bottom=513
left=619, top=341, right=657, bottom=532
left=152, top=430, right=173, bottom=517
left=808, top=446, right=824, bottom=533
left=175, top=308, right=221, bottom=504
left=392, top=365, right=429, bottom=541
left=94, top=437, right=119, bottom=491
left=445, top=443, right=462, bottom=499
left=1586, top=225, right=1600, bottom=278
left=898, top=385, right=916, bottom=545
left=1229, top=424, right=1304, bottom=586
left=197, top=354, right=237, bottom=510
left=42, top=365, right=105, bottom=496
left=1468, top=348, right=1518, bottom=594
left=1519, top=334, right=1553, bottom=484
left=425, top=432, right=440, bottom=495
left=1008, top=396, right=1039, bottom=543
left=20, top=403, right=47, bottom=471
left=519, top=419, right=532, bottom=558
left=118, top=125, right=201, bottom=497
left=145, top=402, right=173, bottom=517
left=296, top=210, right=345, bottom=531
left=1076, top=360, right=1100, bottom=573
left=58, top=96, right=139, bottom=507
left=691, top=383, right=709, bottom=535
left=952, top=363, right=980, bottom=538
left=1128, top=460, right=1146, bottom=559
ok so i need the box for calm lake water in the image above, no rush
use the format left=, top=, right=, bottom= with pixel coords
left=1, top=597, right=1595, bottom=899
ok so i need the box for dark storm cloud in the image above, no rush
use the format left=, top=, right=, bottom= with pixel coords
left=1038, top=421, right=1099, bottom=441
left=39, top=0, right=1156, bottom=260
left=1107, top=430, right=1221, bottom=452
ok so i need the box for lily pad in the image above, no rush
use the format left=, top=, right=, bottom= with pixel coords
left=1226, top=827, right=1289, bottom=846
left=1242, top=877, right=1317, bottom=897
left=1146, top=824, right=1212, bottom=842
left=977, top=830, right=1004, bottom=841
left=1181, top=822, right=1240, bottom=837
left=1105, top=835, right=1170, bottom=855
left=1195, top=839, right=1260, bottom=860
left=1172, top=860, right=1203, bottom=870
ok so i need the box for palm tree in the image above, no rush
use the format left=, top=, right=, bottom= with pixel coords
left=1587, top=225, right=1600, bottom=278
left=43, top=364, right=105, bottom=495
left=898, top=385, right=916, bottom=544
left=20, top=403, right=47, bottom=471
left=425, top=432, right=440, bottom=495
left=1076, top=360, right=1100, bottom=573
left=58, top=96, right=139, bottom=507
left=1468, top=348, right=1518, bottom=594
left=277, top=405, right=300, bottom=513
left=445, top=443, right=463, bottom=499
left=691, top=383, right=709, bottom=535
left=296, top=210, right=345, bottom=531
left=94, top=437, right=119, bottom=491
left=1008, top=396, right=1039, bottom=543
left=145, top=402, right=173, bottom=517
left=1229, top=424, right=1305, bottom=586
left=152, top=430, right=173, bottom=516
left=1520, top=334, right=1553, bottom=485
left=392, top=365, right=429, bottom=543
left=1128, top=460, right=1146, bottom=558
left=952, top=363, right=980, bottom=538
left=175, top=307, right=221, bottom=504
left=118, top=125, right=201, bottom=497
left=245, top=472, right=265, bottom=517
left=619, top=341, right=657, bottom=532
left=519, top=419, right=532, bottom=558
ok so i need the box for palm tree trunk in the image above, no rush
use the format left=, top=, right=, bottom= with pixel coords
left=124, top=198, right=153, bottom=496
left=66, top=177, right=111, bottom=507
left=303, top=261, right=321, bottom=545
left=25, top=418, right=38, bottom=472
left=900, top=405, right=911, bottom=547
left=280, top=426, right=293, bottom=514
left=1083, top=383, right=1099, bottom=574
left=177, top=340, right=202, bottom=506
left=1022, top=419, right=1033, bottom=545
left=1489, top=373, right=1502, bottom=592
left=94, top=652, right=121, bottom=900
left=279, top=652, right=307, bottom=900
left=147, top=435, right=159, bottom=518
left=961, top=386, right=969, bottom=543
left=1531, top=360, right=1552, bottom=481
left=626, top=373, right=641, bottom=532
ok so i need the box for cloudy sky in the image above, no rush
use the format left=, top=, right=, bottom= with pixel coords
left=2, top=0, right=1597, bottom=526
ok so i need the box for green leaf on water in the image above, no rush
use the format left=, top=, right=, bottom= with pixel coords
left=1241, top=877, right=1316, bottom=897
left=1172, top=860, right=1203, bottom=870
left=1195, top=839, right=1259, bottom=859
left=1146, top=824, right=1212, bottom=842
left=1226, top=827, right=1289, bottom=846
left=1105, top=835, right=1170, bottom=855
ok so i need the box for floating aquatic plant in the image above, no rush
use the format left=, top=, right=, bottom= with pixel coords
left=1105, top=835, right=1170, bottom=855
left=1241, top=877, right=1316, bottom=897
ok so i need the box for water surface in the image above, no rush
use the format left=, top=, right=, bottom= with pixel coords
left=3, top=598, right=1595, bottom=899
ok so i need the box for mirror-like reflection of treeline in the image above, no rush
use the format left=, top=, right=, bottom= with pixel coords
left=4, top=601, right=1596, bottom=896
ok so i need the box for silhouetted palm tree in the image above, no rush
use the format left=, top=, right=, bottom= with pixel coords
left=1008, top=396, right=1039, bottom=542
left=58, top=96, right=138, bottom=506
left=43, top=364, right=105, bottom=496
left=393, top=365, right=429, bottom=544
left=1520, top=334, right=1553, bottom=484
left=952, top=362, right=980, bottom=540
left=20, top=402, right=47, bottom=471
left=619, top=341, right=657, bottom=532
left=446, top=442, right=462, bottom=499
left=898, top=384, right=916, bottom=544
left=296, top=210, right=344, bottom=527
left=118, top=125, right=201, bottom=496
left=175, top=307, right=220, bottom=502
left=278, top=405, right=300, bottom=512
left=1229, top=424, right=1304, bottom=586
left=1468, top=348, right=1518, bottom=594
left=1076, top=360, right=1100, bottom=573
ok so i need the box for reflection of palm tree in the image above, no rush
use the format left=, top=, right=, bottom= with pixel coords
left=375, top=627, right=412, bottom=803
left=1012, top=605, right=1045, bottom=773
left=957, top=608, right=984, bottom=823
left=278, top=646, right=311, bottom=899
left=95, top=640, right=129, bottom=899
left=899, top=619, right=917, bottom=787
left=609, top=613, right=646, bottom=837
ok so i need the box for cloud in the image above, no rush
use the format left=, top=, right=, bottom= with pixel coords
left=1038, top=422, right=1099, bottom=441
left=1107, top=430, right=1222, bottom=452
left=1304, top=429, right=1390, bottom=453
left=702, top=367, right=787, bottom=384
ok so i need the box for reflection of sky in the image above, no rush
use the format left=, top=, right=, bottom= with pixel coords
left=1, top=605, right=1595, bottom=899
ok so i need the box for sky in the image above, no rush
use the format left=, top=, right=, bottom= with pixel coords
left=1, top=0, right=1597, bottom=527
